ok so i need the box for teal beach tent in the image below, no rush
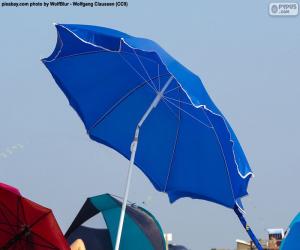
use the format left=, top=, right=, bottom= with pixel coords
left=280, top=213, right=300, bottom=250
left=65, top=194, right=166, bottom=250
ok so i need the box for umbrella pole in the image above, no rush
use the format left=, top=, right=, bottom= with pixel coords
left=115, top=76, right=174, bottom=250
left=234, top=206, right=263, bottom=250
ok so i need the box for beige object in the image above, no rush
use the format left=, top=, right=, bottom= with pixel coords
left=236, top=239, right=251, bottom=250
left=70, top=239, right=86, bottom=250
left=164, top=233, right=172, bottom=250
left=268, top=237, right=279, bottom=250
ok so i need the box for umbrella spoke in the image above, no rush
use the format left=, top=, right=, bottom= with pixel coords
left=157, top=64, right=161, bottom=91
left=163, top=96, right=193, bottom=106
left=164, top=90, right=182, bottom=191
left=22, top=231, right=59, bottom=249
left=161, top=98, right=180, bottom=120
left=0, top=227, right=16, bottom=236
left=131, top=47, right=159, bottom=93
left=29, top=211, right=51, bottom=229
left=163, top=98, right=212, bottom=128
left=118, top=52, right=159, bottom=94
left=0, top=204, right=18, bottom=235
left=19, top=198, right=28, bottom=226
left=164, top=85, right=181, bottom=95
left=201, top=108, right=236, bottom=201
left=88, top=73, right=171, bottom=132
left=16, top=197, right=21, bottom=231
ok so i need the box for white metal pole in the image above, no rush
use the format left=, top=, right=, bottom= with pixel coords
left=114, top=76, right=174, bottom=250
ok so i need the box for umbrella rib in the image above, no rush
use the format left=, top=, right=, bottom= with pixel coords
left=164, top=88, right=182, bottom=191
left=29, top=211, right=51, bottom=229
left=16, top=196, right=23, bottom=234
left=163, top=98, right=212, bottom=129
left=19, top=198, right=27, bottom=226
left=164, top=85, right=181, bottom=95
left=201, top=109, right=237, bottom=203
left=0, top=203, right=19, bottom=234
left=0, top=227, right=15, bottom=236
left=88, top=73, right=170, bottom=132
left=0, top=223, right=19, bottom=230
left=161, top=98, right=180, bottom=120
left=163, top=96, right=193, bottom=106
left=23, top=231, right=60, bottom=249
left=16, top=197, right=20, bottom=232
left=45, top=46, right=159, bottom=67
left=12, top=242, right=18, bottom=250
left=23, top=212, right=62, bottom=249
left=118, top=52, right=158, bottom=94
left=47, top=45, right=161, bottom=94
left=158, top=64, right=161, bottom=91
left=130, top=47, right=158, bottom=92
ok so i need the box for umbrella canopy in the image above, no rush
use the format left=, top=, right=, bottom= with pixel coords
left=42, top=24, right=261, bottom=249
left=0, top=183, right=70, bottom=250
left=42, top=23, right=253, bottom=209
left=0, top=183, right=20, bottom=195
left=65, top=194, right=166, bottom=250
left=280, top=213, right=300, bottom=250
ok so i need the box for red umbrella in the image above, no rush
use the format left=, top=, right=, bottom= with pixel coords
left=0, top=183, right=70, bottom=250
left=0, top=183, right=21, bottom=196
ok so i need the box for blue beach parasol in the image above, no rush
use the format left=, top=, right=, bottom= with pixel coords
left=42, top=24, right=262, bottom=250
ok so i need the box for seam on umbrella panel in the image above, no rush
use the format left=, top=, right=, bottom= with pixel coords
left=202, top=108, right=237, bottom=205
left=0, top=202, right=21, bottom=234
left=25, top=230, right=59, bottom=249
left=163, top=88, right=182, bottom=192
left=130, top=45, right=158, bottom=92
left=44, top=24, right=254, bottom=202
left=29, top=211, right=52, bottom=229
left=88, top=73, right=170, bottom=132
left=163, top=99, right=212, bottom=129
left=44, top=49, right=160, bottom=72
left=51, top=24, right=215, bottom=113
left=47, top=25, right=213, bottom=119
left=118, top=52, right=159, bottom=94
left=20, top=198, right=28, bottom=226
left=16, top=196, right=21, bottom=234
left=161, top=98, right=180, bottom=120
left=43, top=24, right=113, bottom=63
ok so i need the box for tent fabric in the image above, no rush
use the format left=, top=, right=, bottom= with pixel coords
left=168, top=244, right=189, bottom=250
left=280, top=213, right=300, bottom=250
left=65, top=194, right=166, bottom=250
left=42, top=23, right=253, bottom=210
left=67, top=226, right=113, bottom=250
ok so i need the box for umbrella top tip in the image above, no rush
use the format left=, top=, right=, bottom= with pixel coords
left=52, top=22, right=58, bottom=26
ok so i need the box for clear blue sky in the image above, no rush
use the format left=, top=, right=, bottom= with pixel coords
left=1, top=1, right=300, bottom=249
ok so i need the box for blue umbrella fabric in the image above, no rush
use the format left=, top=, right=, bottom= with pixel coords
left=42, top=24, right=261, bottom=249
left=280, top=213, right=300, bottom=250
